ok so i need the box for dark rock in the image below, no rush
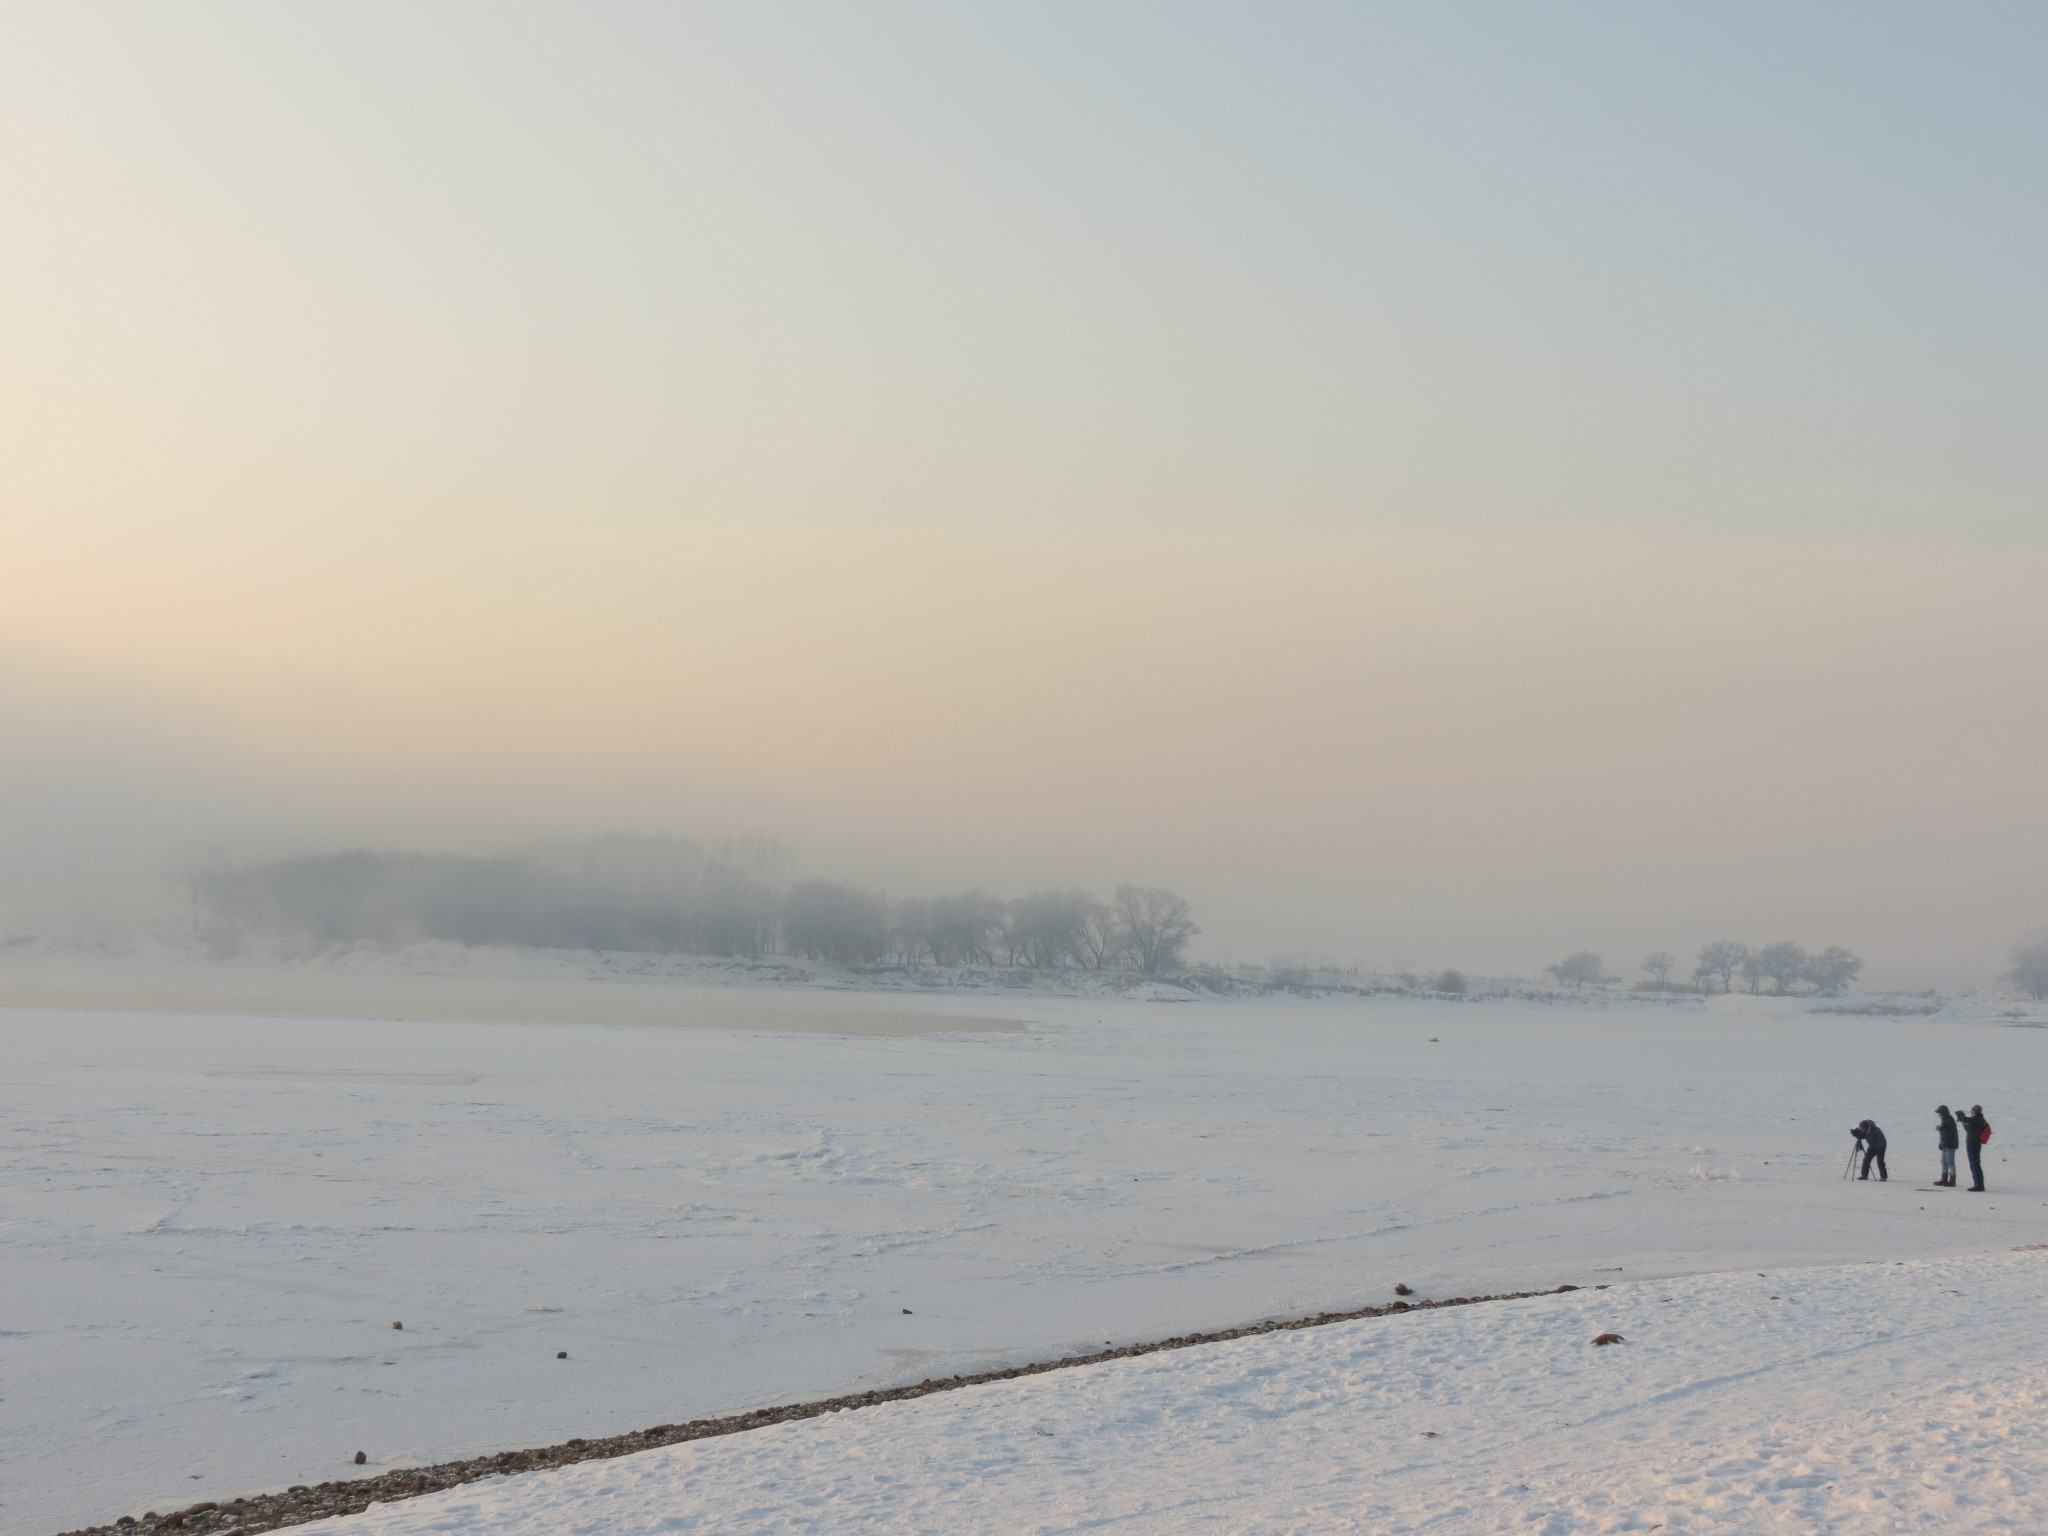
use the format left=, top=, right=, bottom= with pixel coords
left=1393, top=1283, right=1414, bottom=1296
left=353, top=1452, right=367, bottom=1466
left=1592, top=1332, right=1625, bottom=1345
left=557, top=1351, right=568, bottom=1359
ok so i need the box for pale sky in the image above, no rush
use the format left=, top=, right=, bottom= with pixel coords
left=3, top=4, right=2045, bottom=984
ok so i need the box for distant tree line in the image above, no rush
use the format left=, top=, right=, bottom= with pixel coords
left=188, top=835, right=1200, bottom=975
left=780, top=881, right=1198, bottom=975
left=1536, top=942, right=1864, bottom=995
left=1686, top=940, right=1863, bottom=995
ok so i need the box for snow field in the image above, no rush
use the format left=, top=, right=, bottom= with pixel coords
left=314, top=1248, right=2048, bottom=1535
left=3, top=984, right=2042, bottom=1532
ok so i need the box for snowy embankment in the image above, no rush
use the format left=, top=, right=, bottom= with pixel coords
left=321, top=1247, right=2048, bottom=1535
left=3, top=968, right=2042, bottom=1533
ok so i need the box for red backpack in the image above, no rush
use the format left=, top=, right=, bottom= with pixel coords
left=1979, top=1118, right=1993, bottom=1144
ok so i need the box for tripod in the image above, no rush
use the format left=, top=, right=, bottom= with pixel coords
left=1842, top=1141, right=1860, bottom=1180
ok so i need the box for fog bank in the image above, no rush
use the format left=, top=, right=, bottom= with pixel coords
left=5, top=532, right=2044, bottom=991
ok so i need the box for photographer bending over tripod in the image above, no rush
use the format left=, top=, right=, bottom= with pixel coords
left=1850, top=1119, right=1887, bottom=1181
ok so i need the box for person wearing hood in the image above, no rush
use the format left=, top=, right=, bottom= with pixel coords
left=1959, top=1104, right=1990, bottom=1192
left=1851, top=1118, right=1887, bottom=1181
left=1935, top=1105, right=1959, bottom=1187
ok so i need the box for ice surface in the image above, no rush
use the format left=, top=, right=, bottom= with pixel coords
left=3, top=983, right=2040, bottom=1533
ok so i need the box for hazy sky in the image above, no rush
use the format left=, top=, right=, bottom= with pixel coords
left=3, top=4, right=2045, bottom=984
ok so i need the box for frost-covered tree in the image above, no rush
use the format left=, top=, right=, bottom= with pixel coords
left=1738, top=949, right=1768, bottom=994
left=1113, top=885, right=1199, bottom=975
left=930, top=891, right=1002, bottom=965
left=1640, top=952, right=1676, bottom=989
left=2007, top=937, right=2048, bottom=1000
left=1076, top=899, right=1125, bottom=969
left=1546, top=951, right=1610, bottom=989
left=896, top=890, right=1039, bottom=967
left=701, top=865, right=779, bottom=956
left=1694, top=941, right=1748, bottom=994
left=891, top=898, right=936, bottom=964
left=1004, top=889, right=1097, bottom=968
left=1757, top=942, right=1809, bottom=995
left=782, top=881, right=889, bottom=964
left=1802, top=946, right=1863, bottom=995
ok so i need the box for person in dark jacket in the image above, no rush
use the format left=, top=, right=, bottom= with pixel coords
left=1958, top=1104, right=1989, bottom=1192
left=1852, top=1119, right=1887, bottom=1181
left=1936, top=1105, right=1959, bottom=1187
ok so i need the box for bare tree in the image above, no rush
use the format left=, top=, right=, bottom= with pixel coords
left=1113, top=885, right=1199, bottom=975
left=1640, top=951, right=1675, bottom=990
left=1076, top=899, right=1124, bottom=969
left=1756, top=941, right=1809, bottom=995
left=1802, top=945, right=1863, bottom=996
left=2007, top=937, right=2048, bottom=1000
left=1545, top=951, right=1610, bottom=989
left=1693, top=940, right=1746, bottom=993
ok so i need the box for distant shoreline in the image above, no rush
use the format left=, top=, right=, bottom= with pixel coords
left=0, top=951, right=1028, bottom=1034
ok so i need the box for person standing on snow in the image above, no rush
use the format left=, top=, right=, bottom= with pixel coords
left=1851, top=1118, right=1888, bottom=1181
left=1935, top=1105, right=1959, bottom=1187
left=1958, top=1104, right=1990, bottom=1192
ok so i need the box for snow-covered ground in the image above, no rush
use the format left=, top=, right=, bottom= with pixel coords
left=4, top=969, right=2043, bottom=1533
left=328, top=1248, right=2048, bottom=1535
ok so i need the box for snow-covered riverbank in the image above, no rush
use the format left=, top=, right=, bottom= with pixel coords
left=5, top=982, right=2041, bottom=1533
left=318, top=1247, right=2048, bottom=1535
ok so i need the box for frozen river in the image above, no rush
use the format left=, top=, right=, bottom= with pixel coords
left=3, top=983, right=2041, bottom=1533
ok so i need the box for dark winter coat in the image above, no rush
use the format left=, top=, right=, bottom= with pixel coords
left=1937, top=1111, right=1959, bottom=1150
left=1960, top=1109, right=1988, bottom=1146
left=1855, top=1120, right=1887, bottom=1151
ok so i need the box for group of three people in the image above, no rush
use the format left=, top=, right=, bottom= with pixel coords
left=1850, top=1105, right=1991, bottom=1190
